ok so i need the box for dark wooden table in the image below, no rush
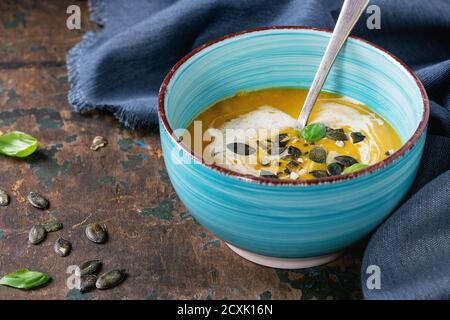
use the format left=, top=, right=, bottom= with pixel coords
left=0, top=0, right=363, bottom=300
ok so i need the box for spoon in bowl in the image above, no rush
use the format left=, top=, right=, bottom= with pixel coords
left=297, top=0, right=369, bottom=130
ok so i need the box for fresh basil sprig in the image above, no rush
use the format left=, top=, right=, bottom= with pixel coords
left=300, top=123, right=326, bottom=143
left=0, top=269, right=51, bottom=290
left=342, top=163, right=369, bottom=174
left=0, top=131, right=38, bottom=157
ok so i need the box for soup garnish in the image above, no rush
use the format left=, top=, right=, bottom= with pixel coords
left=185, top=88, right=402, bottom=180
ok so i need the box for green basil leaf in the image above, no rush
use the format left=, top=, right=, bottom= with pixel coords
left=342, top=163, right=369, bottom=174
left=300, top=123, right=326, bottom=143
left=0, top=131, right=38, bottom=157
left=0, top=269, right=51, bottom=290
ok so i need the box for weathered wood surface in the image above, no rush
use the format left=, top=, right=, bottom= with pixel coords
left=0, top=0, right=363, bottom=300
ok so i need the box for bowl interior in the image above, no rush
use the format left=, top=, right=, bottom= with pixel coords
left=164, top=28, right=424, bottom=144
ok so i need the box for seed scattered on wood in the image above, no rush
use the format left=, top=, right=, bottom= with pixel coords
left=96, top=269, right=126, bottom=290
left=29, top=225, right=46, bottom=245
left=351, top=132, right=365, bottom=143
left=90, top=136, right=108, bottom=151
left=310, top=170, right=328, bottom=178
left=27, top=192, right=49, bottom=209
left=0, top=189, right=9, bottom=206
left=80, top=274, right=97, bottom=293
left=80, top=260, right=102, bottom=276
left=308, top=147, right=327, bottom=163
left=327, top=163, right=344, bottom=176
left=226, top=142, right=256, bottom=156
left=287, top=146, right=302, bottom=158
left=260, top=170, right=278, bottom=179
left=85, top=223, right=108, bottom=244
left=326, top=128, right=348, bottom=141
left=54, top=238, right=72, bottom=257
left=42, top=220, right=63, bottom=233
left=334, top=155, right=358, bottom=167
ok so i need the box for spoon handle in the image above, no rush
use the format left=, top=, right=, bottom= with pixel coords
left=297, top=0, right=369, bottom=128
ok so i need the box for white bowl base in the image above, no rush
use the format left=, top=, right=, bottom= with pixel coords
left=226, top=243, right=342, bottom=269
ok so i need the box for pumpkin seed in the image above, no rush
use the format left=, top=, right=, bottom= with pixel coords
left=350, top=132, right=365, bottom=143
left=334, top=155, right=358, bottom=167
left=54, top=238, right=72, bottom=257
left=308, top=147, right=327, bottom=163
left=286, top=160, right=301, bottom=169
left=42, top=220, right=63, bottom=233
left=287, top=146, right=302, bottom=158
left=28, top=225, right=46, bottom=245
left=273, top=133, right=289, bottom=148
left=226, top=142, right=256, bottom=156
left=260, top=170, right=278, bottom=179
left=27, top=192, right=49, bottom=209
left=326, top=128, right=348, bottom=141
left=90, top=136, right=108, bottom=151
left=85, top=223, right=108, bottom=244
left=310, top=170, right=328, bottom=178
left=0, top=189, right=9, bottom=206
left=283, top=167, right=291, bottom=175
left=80, top=274, right=97, bottom=293
left=280, top=154, right=296, bottom=161
left=327, top=163, right=344, bottom=176
left=96, top=269, right=126, bottom=290
left=80, top=260, right=102, bottom=276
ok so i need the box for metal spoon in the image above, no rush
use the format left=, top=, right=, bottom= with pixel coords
left=297, top=0, right=369, bottom=129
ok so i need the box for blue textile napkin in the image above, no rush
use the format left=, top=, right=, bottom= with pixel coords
left=67, top=0, right=450, bottom=299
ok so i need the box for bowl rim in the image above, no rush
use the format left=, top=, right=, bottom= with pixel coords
left=158, top=26, right=429, bottom=186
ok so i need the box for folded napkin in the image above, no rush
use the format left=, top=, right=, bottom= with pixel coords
left=67, top=0, right=450, bottom=299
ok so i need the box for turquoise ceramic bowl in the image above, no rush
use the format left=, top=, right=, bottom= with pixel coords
left=158, top=27, right=428, bottom=259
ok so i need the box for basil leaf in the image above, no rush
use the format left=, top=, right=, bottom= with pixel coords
left=0, top=131, right=38, bottom=157
left=0, top=269, right=51, bottom=290
left=300, top=123, right=326, bottom=143
left=342, top=163, right=369, bottom=174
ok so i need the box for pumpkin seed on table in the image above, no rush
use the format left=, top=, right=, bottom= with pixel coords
left=226, top=142, right=256, bottom=156
left=79, top=260, right=102, bottom=276
left=42, top=220, right=63, bottom=232
left=351, top=131, right=365, bottom=143
left=308, top=147, right=327, bottom=163
left=27, top=192, right=49, bottom=209
left=334, top=155, right=358, bottom=167
left=90, top=136, right=108, bottom=151
left=327, top=163, right=344, bottom=176
left=80, top=274, right=97, bottom=293
left=96, top=269, right=126, bottom=290
left=310, top=170, right=328, bottom=178
left=326, top=128, right=348, bottom=141
left=0, top=189, right=9, bottom=206
left=54, top=238, right=72, bottom=257
left=28, top=225, right=46, bottom=245
left=85, top=223, right=108, bottom=244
